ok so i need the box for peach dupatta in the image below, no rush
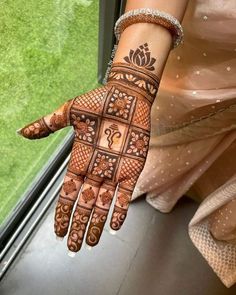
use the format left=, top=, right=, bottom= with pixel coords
left=132, top=0, right=236, bottom=288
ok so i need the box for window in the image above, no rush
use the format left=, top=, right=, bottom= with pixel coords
left=0, top=0, right=99, bottom=226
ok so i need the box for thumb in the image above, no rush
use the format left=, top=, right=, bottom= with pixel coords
left=17, top=98, right=74, bottom=140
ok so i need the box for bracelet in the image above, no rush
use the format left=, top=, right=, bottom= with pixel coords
left=115, top=8, right=184, bottom=49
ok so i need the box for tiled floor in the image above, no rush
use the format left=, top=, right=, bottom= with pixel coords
left=1, top=195, right=236, bottom=295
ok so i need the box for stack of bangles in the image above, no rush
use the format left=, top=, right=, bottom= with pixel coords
left=103, top=7, right=184, bottom=84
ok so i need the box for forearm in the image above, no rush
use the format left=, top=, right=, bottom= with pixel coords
left=113, top=0, right=189, bottom=79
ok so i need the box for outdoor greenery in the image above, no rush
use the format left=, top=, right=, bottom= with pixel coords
left=0, top=0, right=99, bottom=224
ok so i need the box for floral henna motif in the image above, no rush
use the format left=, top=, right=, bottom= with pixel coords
left=54, top=198, right=74, bottom=237
left=110, top=206, right=127, bottom=230
left=104, top=123, right=122, bottom=149
left=106, top=88, right=135, bottom=120
left=86, top=207, right=108, bottom=246
left=103, top=85, right=137, bottom=125
left=67, top=206, right=91, bottom=252
left=99, top=190, right=113, bottom=206
left=81, top=187, right=95, bottom=203
left=49, top=112, right=66, bottom=130
left=48, top=100, right=70, bottom=130
left=126, top=129, right=149, bottom=157
left=124, top=43, right=156, bottom=71
left=117, top=193, right=130, bottom=208
left=19, top=117, right=52, bottom=139
left=62, top=179, right=77, bottom=195
left=91, top=152, right=118, bottom=179
left=71, top=113, right=97, bottom=143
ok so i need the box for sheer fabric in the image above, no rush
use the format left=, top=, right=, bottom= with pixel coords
left=132, top=0, right=236, bottom=288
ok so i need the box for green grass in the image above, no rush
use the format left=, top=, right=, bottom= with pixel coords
left=0, top=0, right=100, bottom=225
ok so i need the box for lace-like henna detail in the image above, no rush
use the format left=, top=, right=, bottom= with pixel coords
left=118, top=157, right=144, bottom=188
left=68, top=142, right=93, bottom=175
left=67, top=207, right=91, bottom=252
left=132, top=99, right=151, bottom=130
left=73, top=86, right=107, bottom=113
left=54, top=198, right=74, bottom=237
left=81, top=187, right=96, bottom=203
left=20, top=117, right=52, bottom=139
left=86, top=207, right=108, bottom=246
left=110, top=206, right=127, bottom=230
left=124, top=43, right=156, bottom=71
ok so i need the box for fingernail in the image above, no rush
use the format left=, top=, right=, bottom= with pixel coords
left=67, top=250, right=76, bottom=257
left=56, top=236, right=64, bottom=241
left=85, top=244, right=92, bottom=251
left=109, top=228, right=117, bottom=235
left=16, top=129, right=22, bottom=136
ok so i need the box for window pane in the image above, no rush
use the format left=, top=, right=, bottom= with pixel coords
left=0, top=0, right=99, bottom=225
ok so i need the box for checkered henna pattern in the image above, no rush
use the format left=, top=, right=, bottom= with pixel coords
left=18, top=43, right=160, bottom=252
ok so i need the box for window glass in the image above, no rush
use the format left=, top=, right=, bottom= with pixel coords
left=0, top=0, right=99, bottom=225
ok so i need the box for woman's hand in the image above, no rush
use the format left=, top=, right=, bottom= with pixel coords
left=17, top=45, right=160, bottom=253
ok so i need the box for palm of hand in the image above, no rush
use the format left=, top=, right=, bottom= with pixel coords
left=18, top=56, right=159, bottom=252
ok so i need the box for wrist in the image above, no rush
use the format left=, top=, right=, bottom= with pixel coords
left=113, top=22, right=172, bottom=78
left=106, top=61, right=160, bottom=104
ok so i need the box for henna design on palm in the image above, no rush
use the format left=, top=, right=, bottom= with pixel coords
left=81, top=187, right=96, bottom=203
left=104, top=123, right=122, bottom=149
left=18, top=43, right=160, bottom=252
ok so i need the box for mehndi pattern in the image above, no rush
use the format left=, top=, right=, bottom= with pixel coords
left=19, top=43, right=160, bottom=252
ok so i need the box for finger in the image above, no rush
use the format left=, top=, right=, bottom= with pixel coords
left=110, top=155, right=145, bottom=231
left=54, top=171, right=84, bottom=238
left=17, top=98, right=74, bottom=140
left=54, top=141, right=94, bottom=238
left=85, top=181, right=116, bottom=247
left=110, top=186, right=133, bottom=231
left=67, top=175, right=102, bottom=253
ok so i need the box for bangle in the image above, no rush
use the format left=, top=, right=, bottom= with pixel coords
left=115, top=8, right=184, bottom=49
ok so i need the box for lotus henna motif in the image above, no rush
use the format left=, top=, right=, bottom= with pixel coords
left=123, top=43, right=156, bottom=71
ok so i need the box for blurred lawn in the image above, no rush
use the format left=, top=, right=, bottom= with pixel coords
left=0, top=0, right=100, bottom=225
